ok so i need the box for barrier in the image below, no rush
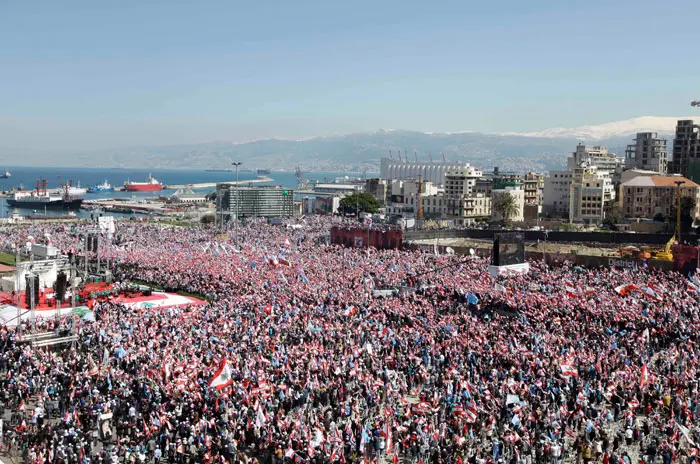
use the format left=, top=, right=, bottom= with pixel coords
left=330, top=227, right=403, bottom=249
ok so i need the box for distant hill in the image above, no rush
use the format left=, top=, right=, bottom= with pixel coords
left=3, top=116, right=694, bottom=173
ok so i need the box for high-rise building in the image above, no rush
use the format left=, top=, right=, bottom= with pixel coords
left=568, top=143, right=623, bottom=177
left=215, top=185, right=294, bottom=224
left=568, top=166, right=615, bottom=224
left=624, top=132, right=668, bottom=173
left=543, top=170, right=572, bottom=216
left=522, top=172, right=544, bottom=205
left=444, top=166, right=491, bottom=222
left=670, top=120, right=700, bottom=182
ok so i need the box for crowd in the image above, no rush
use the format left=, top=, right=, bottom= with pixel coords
left=0, top=218, right=699, bottom=464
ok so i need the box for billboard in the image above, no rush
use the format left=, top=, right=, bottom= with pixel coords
left=492, top=232, right=525, bottom=266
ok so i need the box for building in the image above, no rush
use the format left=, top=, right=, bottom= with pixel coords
left=364, top=178, right=390, bottom=206
left=379, top=158, right=475, bottom=184
left=625, top=132, right=668, bottom=173
left=620, top=175, right=700, bottom=220
left=522, top=172, right=544, bottom=205
left=542, top=170, right=572, bottom=216
left=385, top=180, right=443, bottom=218
left=302, top=196, right=340, bottom=215
left=567, top=144, right=623, bottom=177
left=569, top=166, right=614, bottom=224
left=670, top=120, right=700, bottom=182
left=491, top=184, right=525, bottom=223
left=169, top=188, right=208, bottom=204
left=443, top=166, right=491, bottom=222
left=215, top=185, right=294, bottom=223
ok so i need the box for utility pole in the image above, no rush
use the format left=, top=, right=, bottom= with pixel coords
left=232, top=162, right=242, bottom=223
left=674, top=180, right=685, bottom=243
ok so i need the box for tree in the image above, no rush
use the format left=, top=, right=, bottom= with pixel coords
left=669, top=196, right=696, bottom=228
left=602, top=214, right=619, bottom=231
left=493, top=193, right=520, bottom=224
left=338, top=192, right=379, bottom=216
left=201, top=214, right=215, bottom=224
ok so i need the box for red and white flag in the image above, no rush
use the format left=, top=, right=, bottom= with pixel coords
left=209, top=359, right=233, bottom=390
left=615, top=284, right=638, bottom=296
left=18, top=400, right=25, bottom=411
left=559, top=362, right=578, bottom=377
left=640, top=364, right=649, bottom=388
left=284, top=237, right=291, bottom=248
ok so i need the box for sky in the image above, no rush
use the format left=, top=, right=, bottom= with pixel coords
left=1, top=0, right=699, bottom=153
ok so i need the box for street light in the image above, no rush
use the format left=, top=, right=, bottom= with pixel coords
left=674, top=180, right=685, bottom=243
left=232, top=162, right=242, bottom=222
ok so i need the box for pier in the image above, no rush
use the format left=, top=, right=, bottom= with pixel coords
left=164, top=176, right=273, bottom=190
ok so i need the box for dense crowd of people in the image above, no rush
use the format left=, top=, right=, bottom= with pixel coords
left=0, top=218, right=699, bottom=463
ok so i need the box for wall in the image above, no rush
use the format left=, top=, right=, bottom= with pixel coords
left=330, top=227, right=403, bottom=249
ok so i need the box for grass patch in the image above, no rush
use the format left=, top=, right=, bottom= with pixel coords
left=0, top=252, right=19, bottom=267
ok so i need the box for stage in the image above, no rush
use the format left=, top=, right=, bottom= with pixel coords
left=0, top=283, right=207, bottom=327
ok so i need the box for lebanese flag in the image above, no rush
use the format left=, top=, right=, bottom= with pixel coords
left=565, top=427, right=576, bottom=439
left=640, top=364, right=649, bottom=388
left=18, top=400, right=25, bottom=411
left=559, top=362, right=578, bottom=377
left=267, top=256, right=279, bottom=267
left=209, top=359, right=233, bottom=390
left=615, top=284, right=638, bottom=296
left=584, top=287, right=596, bottom=295
left=284, top=237, right=291, bottom=248
left=643, top=287, right=662, bottom=302
left=564, top=284, right=578, bottom=298
left=688, top=281, right=699, bottom=292
left=278, top=257, right=291, bottom=267
left=628, top=398, right=640, bottom=409
left=255, top=402, right=267, bottom=428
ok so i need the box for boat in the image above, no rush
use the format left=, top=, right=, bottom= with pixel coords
left=0, top=170, right=11, bottom=179
left=124, top=174, right=163, bottom=192
left=6, top=179, right=83, bottom=210
left=257, top=169, right=271, bottom=175
left=87, top=179, right=114, bottom=193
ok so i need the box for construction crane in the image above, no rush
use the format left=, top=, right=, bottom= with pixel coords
left=295, top=166, right=308, bottom=190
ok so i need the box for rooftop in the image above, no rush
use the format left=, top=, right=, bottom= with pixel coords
left=622, top=175, right=699, bottom=188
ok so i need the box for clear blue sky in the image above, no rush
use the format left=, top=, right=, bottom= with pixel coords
left=1, top=0, right=698, bottom=152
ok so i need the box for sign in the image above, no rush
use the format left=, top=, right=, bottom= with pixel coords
left=608, top=259, right=638, bottom=270
left=354, top=237, right=364, bottom=248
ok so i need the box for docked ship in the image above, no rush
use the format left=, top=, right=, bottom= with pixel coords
left=0, top=170, right=11, bottom=179
left=6, top=179, right=83, bottom=210
left=50, top=180, right=86, bottom=196
left=257, top=169, right=271, bottom=175
left=123, top=174, right=163, bottom=192
left=87, top=179, right=114, bottom=193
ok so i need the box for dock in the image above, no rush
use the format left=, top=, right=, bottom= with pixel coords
left=164, top=176, right=273, bottom=190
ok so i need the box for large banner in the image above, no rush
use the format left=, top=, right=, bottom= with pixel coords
left=330, top=227, right=403, bottom=250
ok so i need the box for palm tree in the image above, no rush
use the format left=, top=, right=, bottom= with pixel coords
left=494, top=193, right=520, bottom=224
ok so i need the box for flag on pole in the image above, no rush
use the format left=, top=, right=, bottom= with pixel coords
left=209, top=359, right=233, bottom=390
left=640, top=363, right=649, bottom=388
left=559, top=362, right=579, bottom=377
left=614, top=284, right=638, bottom=296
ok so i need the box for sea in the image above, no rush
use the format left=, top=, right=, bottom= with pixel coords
left=0, top=166, right=376, bottom=218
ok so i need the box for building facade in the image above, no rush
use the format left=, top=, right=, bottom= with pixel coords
left=567, top=144, right=623, bottom=176
left=491, top=185, right=525, bottom=223
left=379, top=158, right=474, bottom=183
left=543, top=170, right=572, bottom=216
left=443, top=166, right=491, bottom=221
left=522, top=172, right=544, bottom=205
left=625, top=132, right=668, bottom=174
left=670, top=120, right=700, bottom=182
left=215, top=185, right=294, bottom=223
left=568, top=166, right=614, bottom=224
left=620, top=175, right=700, bottom=220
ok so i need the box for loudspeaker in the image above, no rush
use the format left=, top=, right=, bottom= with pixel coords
left=142, top=288, right=152, bottom=297
left=55, top=271, right=67, bottom=303
left=24, top=274, right=39, bottom=308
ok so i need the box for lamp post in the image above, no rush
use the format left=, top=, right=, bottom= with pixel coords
left=674, top=180, right=685, bottom=243
left=232, top=162, right=242, bottom=222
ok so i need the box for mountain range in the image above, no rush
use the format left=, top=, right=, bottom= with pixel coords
left=6, top=116, right=697, bottom=173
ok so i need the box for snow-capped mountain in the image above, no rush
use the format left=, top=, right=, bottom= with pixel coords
left=504, top=116, right=695, bottom=140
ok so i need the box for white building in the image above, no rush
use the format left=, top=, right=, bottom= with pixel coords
left=380, top=158, right=475, bottom=184
left=567, top=144, right=623, bottom=176
left=443, top=166, right=491, bottom=222
left=569, top=166, right=615, bottom=224
left=492, top=186, right=525, bottom=223
left=543, top=170, right=572, bottom=216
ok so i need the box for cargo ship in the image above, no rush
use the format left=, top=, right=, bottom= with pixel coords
left=123, top=174, right=163, bottom=192
left=87, top=179, right=114, bottom=193
left=6, top=179, right=83, bottom=210
left=257, top=169, right=271, bottom=175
